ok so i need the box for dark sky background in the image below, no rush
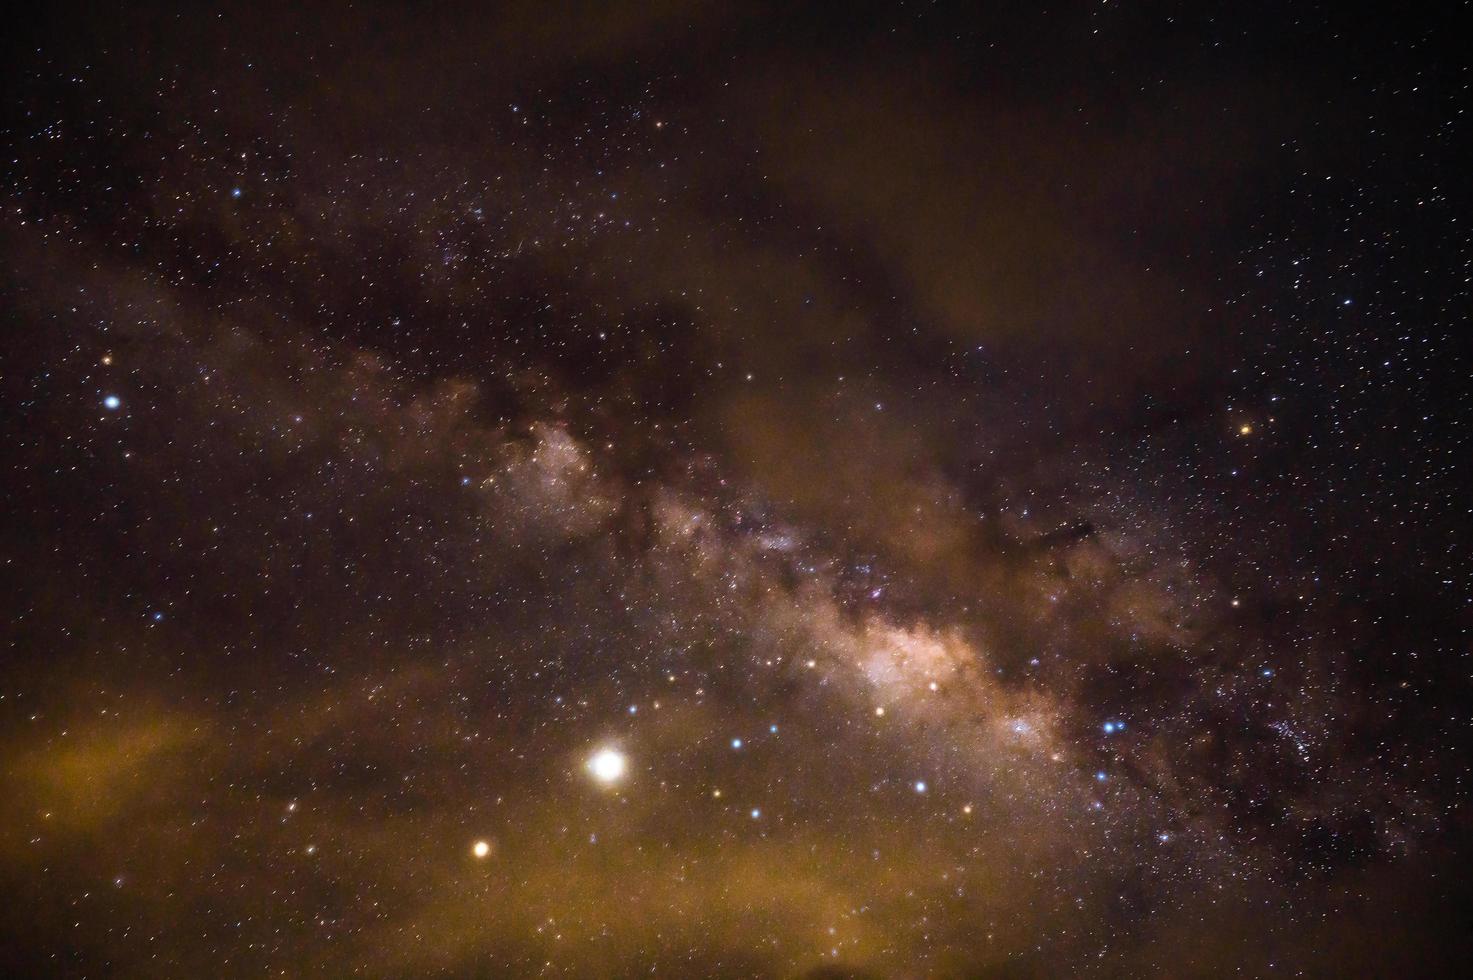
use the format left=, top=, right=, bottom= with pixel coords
left=2, top=2, right=1470, bottom=976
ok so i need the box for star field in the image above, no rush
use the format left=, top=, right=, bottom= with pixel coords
left=2, top=2, right=1471, bottom=977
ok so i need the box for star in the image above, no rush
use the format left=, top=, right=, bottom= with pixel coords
left=587, top=747, right=628, bottom=784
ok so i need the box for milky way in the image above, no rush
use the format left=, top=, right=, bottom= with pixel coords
left=2, top=3, right=1470, bottom=977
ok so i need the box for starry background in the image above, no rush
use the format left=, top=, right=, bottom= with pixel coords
left=2, top=2, right=1470, bottom=977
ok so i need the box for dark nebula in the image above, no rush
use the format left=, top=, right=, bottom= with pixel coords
left=2, top=2, right=1470, bottom=976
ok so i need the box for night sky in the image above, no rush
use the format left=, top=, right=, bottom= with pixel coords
left=3, top=2, right=1471, bottom=977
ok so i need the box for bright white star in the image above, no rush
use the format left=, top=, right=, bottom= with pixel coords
left=588, top=747, right=628, bottom=784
